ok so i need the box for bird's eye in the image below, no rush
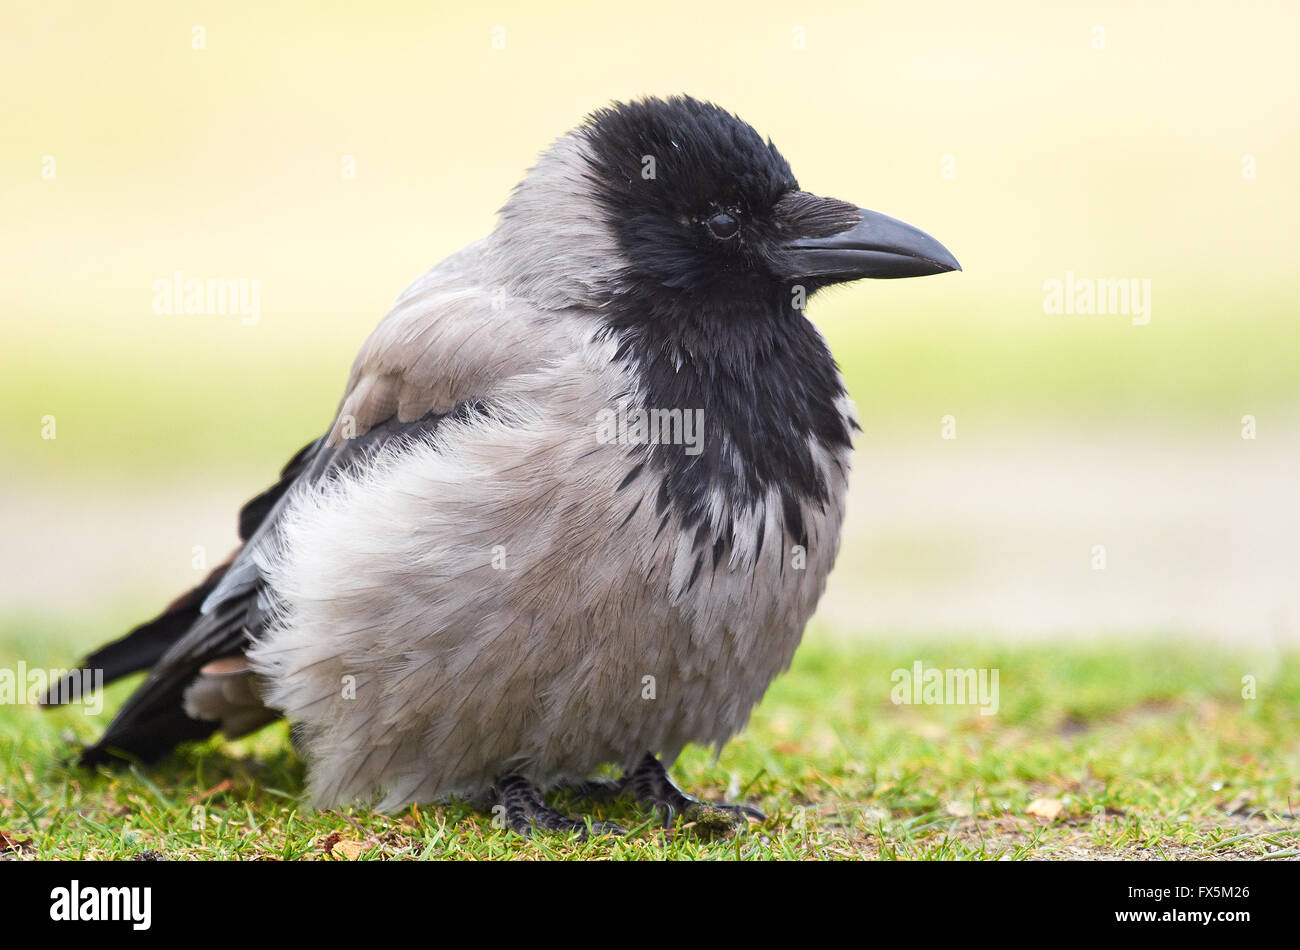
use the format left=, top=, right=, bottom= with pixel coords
left=705, top=211, right=739, bottom=240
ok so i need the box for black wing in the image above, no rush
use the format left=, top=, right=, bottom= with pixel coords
left=65, top=410, right=458, bottom=765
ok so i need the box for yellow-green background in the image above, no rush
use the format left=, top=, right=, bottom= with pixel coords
left=3, top=0, right=1297, bottom=633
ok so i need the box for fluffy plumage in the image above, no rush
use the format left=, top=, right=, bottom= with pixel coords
left=48, top=96, right=958, bottom=823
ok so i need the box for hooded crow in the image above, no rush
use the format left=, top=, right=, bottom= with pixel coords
left=45, top=95, right=959, bottom=835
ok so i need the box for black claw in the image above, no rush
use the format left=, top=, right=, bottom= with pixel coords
left=490, top=760, right=762, bottom=838
left=624, top=755, right=765, bottom=830
left=492, top=774, right=626, bottom=838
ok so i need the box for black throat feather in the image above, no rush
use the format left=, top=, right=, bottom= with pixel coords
left=598, top=276, right=852, bottom=558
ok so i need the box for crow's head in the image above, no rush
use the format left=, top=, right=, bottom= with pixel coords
left=490, top=95, right=959, bottom=312
left=582, top=95, right=959, bottom=294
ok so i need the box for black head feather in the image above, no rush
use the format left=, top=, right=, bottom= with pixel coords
left=581, top=95, right=803, bottom=290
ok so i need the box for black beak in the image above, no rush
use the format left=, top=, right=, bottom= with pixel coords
left=784, top=207, right=961, bottom=281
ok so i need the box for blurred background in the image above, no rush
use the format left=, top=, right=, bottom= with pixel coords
left=3, top=0, right=1298, bottom=654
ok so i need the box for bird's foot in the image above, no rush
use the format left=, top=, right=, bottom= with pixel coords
left=492, top=774, right=625, bottom=837
left=624, top=755, right=765, bottom=832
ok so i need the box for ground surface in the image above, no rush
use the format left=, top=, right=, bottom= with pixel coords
left=3, top=624, right=1296, bottom=860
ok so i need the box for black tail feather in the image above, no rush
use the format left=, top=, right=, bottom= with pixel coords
left=80, top=703, right=220, bottom=766
left=77, top=593, right=261, bottom=767
left=49, top=439, right=319, bottom=766
left=39, top=559, right=233, bottom=707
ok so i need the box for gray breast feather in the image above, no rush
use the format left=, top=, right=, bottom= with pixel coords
left=246, top=322, right=853, bottom=809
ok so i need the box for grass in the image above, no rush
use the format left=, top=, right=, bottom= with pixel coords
left=2, top=619, right=1297, bottom=860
